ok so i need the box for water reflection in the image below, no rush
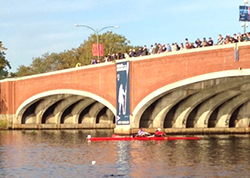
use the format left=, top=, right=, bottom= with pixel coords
left=0, top=130, right=249, bottom=178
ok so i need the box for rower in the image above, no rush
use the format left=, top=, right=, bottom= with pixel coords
left=136, top=128, right=150, bottom=137
left=154, top=128, right=166, bottom=137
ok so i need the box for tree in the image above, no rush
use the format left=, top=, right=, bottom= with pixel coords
left=75, top=31, right=133, bottom=63
left=15, top=32, right=134, bottom=77
left=0, top=41, right=11, bottom=79
left=16, top=65, right=34, bottom=77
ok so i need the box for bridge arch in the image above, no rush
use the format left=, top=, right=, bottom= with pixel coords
left=15, top=89, right=116, bottom=127
left=132, top=69, right=250, bottom=129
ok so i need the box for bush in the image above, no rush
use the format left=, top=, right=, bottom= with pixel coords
left=0, top=119, right=8, bottom=129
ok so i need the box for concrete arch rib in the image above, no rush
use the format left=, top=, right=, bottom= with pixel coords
left=16, top=95, right=67, bottom=124
left=71, top=98, right=95, bottom=124
left=16, top=89, right=116, bottom=124
left=132, top=70, right=250, bottom=129
left=81, top=102, right=105, bottom=125
left=53, top=95, right=84, bottom=124
left=216, top=90, right=250, bottom=127
left=194, top=91, right=240, bottom=128
left=133, top=85, right=199, bottom=128
left=35, top=95, right=69, bottom=124
left=236, top=101, right=250, bottom=127
left=102, top=109, right=115, bottom=124
left=173, top=79, right=249, bottom=128
left=151, top=90, right=194, bottom=128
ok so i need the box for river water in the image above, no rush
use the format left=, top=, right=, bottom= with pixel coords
left=0, top=130, right=249, bottom=178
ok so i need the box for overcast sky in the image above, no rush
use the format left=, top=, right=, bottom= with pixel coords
left=0, top=0, right=247, bottom=72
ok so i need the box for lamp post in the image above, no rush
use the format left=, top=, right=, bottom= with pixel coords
left=242, top=0, right=249, bottom=33
left=75, top=24, right=119, bottom=59
left=242, top=21, right=248, bottom=33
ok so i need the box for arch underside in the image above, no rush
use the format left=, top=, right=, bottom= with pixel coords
left=136, top=76, right=250, bottom=129
left=17, top=94, right=115, bottom=128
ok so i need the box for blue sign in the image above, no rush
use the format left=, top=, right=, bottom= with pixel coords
left=116, top=61, right=130, bottom=125
left=239, top=5, right=250, bottom=21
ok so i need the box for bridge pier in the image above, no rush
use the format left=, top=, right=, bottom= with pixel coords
left=114, top=125, right=131, bottom=135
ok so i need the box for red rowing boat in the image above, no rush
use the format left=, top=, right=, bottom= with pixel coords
left=86, top=135, right=201, bottom=141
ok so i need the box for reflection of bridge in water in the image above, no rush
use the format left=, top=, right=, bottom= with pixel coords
left=1, top=43, right=250, bottom=134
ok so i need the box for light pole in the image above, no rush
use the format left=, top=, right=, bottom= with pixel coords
left=242, top=21, right=248, bottom=33
left=75, top=24, right=119, bottom=60
left=242, top=0, right=249, bottom=33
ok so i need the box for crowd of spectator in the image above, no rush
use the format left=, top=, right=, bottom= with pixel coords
left=91, top=32, right=250, bottom=64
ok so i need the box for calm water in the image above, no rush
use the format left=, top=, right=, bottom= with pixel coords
left=0, top=130, right=249, bottom=178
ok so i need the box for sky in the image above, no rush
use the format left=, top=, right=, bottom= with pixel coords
left=0, top=0, right=248, bottom=72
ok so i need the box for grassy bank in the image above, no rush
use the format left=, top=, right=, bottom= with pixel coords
left=0, top=119, right=8, bottom=129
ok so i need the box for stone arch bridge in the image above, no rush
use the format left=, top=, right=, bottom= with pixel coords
left=1, top=43, right=250, bottom=134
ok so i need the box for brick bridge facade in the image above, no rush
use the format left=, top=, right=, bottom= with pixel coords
left=1, top=43, right=250, bottom=134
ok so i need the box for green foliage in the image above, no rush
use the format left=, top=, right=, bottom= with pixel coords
left=0, top=119, right=7, bottom=129
left=0, top=69, right=9, bottom=79
left=0, top=41, right=11, bottom=77
left=16, top=65, right=35, bottom=77
left=15, top=32, right=134, bottom=77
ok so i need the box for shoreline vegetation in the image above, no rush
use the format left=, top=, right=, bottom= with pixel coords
left=0, top=119, right=8, bottom=129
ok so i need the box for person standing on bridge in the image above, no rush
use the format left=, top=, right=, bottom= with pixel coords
left=217, top=34, right=224, bottom=45
left=75, top=62, right=81, bottom=67
left=195, top=38, right=202, bottom=48
left=207, top=37, right=214, bottom=46
left=91, top=58, right=97, bottom=64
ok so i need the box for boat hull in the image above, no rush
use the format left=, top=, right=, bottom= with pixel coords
left=87, top=136, right=201, bottom=141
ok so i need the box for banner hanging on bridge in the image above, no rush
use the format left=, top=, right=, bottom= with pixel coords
left=239, top=5, right=250, bottom=21
left=116, top=61, right=130, bottom=125
left=92, top=43, right=104, bottom=57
